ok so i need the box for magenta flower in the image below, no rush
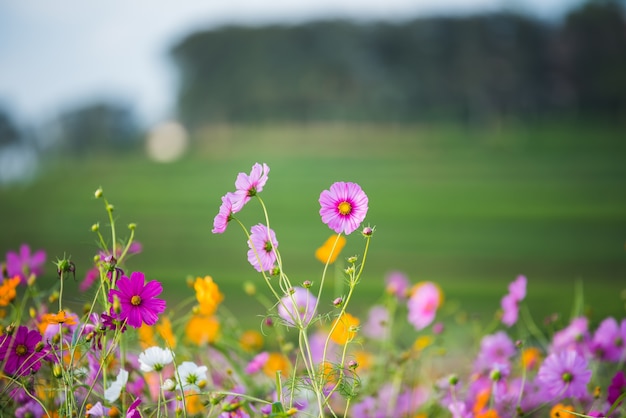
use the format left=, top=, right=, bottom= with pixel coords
left=213, top=192, right=237, bottom=234
left=407, top=282, right=441, bottom=331
left=108, top=271, right=166, bottom=328
left=232, top=162, right=270, bottom=211
left=591, top=317, right=626, bottom=362
left=6, top=244, right=46, bottom=284
left=278, top=287, right=317, bottom=327
left=319, top=182, right=368, bottom=235
left=551, top=316, right=590, bottom=355
left=126, top=398, right=141, bottom=418
left=537, top=350, right=591, bottom=400
left=245, top=351, right=269, bottom=374
left=0, top=325, right=48, bottom=377
left=247, top=224, right=278, bottom=272
left=608, top=370, right=626, bottom=406
left=501, top=275, right=526, bottom=327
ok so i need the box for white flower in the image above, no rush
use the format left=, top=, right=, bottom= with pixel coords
left=161, top=378, right=176, bottom=391
left=104, top=369, right=129, bottom=403
left=138, top=346, right=174, bottom=372
left=177, top=361, right=208, bottom=391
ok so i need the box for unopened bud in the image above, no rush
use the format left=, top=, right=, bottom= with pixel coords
left=270, top=267, right=281, bottom=276
left=303, top=280, right=312, bottom=288
left=27, top=274, right=37, bottom=287
left=35, top=341, right=45, bottom=352
left=348, top=360, right=358, bottom=369
left=347, top=255, right=358, bottom=264
left=448, top=375, right=459, bottom=386
left=362, top=226, right=374, bottom=237
left=106, top=204, right=114, bottom=212
left=128, top=223, right=136, bottom=230
left=52, top=363, right=63, bottom=378
left=162, top=378, right=176, bottom=391
left=91, top=223, right=99, bottom=232
left=333, top=297, right=343, bottom=307
left=29, top=307, right=37, bottom=319
left=344, top=266, right=355, bottom=275
left=94, top=188, right=103, bottom=198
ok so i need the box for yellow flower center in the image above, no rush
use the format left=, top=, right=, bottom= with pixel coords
left=131, top=295, right=142, bottom=306
left=16, top=344, right=27, bottom=356
left=338, top=201, right=352, bottom=215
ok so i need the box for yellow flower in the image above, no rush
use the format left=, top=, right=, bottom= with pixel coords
left=550, top=403, right=576, bottom=418
left=413, top=335, right=434, bottom=352
left=330, top=312, right=359, bottom=345
left=521, top=347, right=542, bottom=370
left=185, top=314, right=220, bottom=345
left=239, top=329, right=264, bottom=352
left=263, top=352, right=291, bottom=378
left=184, top=390, right=205, bottom=414
left=138, top=323, right=157, bottom=349
left=0, top=276, right=20, bottom=306
left=315, top=235, right=346, bottom=264
left=156, top=315, right=177, bottom=349
left=194, top=276, right=224, bottom=316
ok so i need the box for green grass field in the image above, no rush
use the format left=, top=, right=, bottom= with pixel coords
left=1, top=120, right=625, bottom=328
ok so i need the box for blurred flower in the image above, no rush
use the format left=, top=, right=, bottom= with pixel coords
left=107, top=271, right=166, bottom=329
left=330, top=312, right=359, bottom=345
left=407, top=282, right=442, bottom=331
left=521, top=347, right=542, bottom=370
left=5, top=244, right=46, bottom=284
left=104, top=369, right=129, bottom=403
left=474, top=331, right=515, bottom=372
left=590, top=317, right=626, bottom=362
left=85, top=402, right=110, bottom=416
left=194, top=276, right=224, bottom=316
left=0, top=276, right=20, bottom=306
left=362, top=305, right=389, bottom=340
left=213, top=192, right=237, bottom=234
left=278, top=287, right=317, bottom=327
left=500, top=275, right=527, bottom=327
left=177, top=361, right=208, bottom=392
left=139, top=346, right=174, bottom=372
left=315, top=234, right=346, bottom=264
left=245, top=351, right=269, bottom=374
left=79, top=267, right=99, bottom=292
left=537, top=351, right=591, bottom=400
left=247, top=224, right=278, bottom=272
left=0, top=325, right=48, bottom=377
left=232, top=162, right=270, bottom=212
left=319, top=181, right=368, bottom=235
left=156, top=315, right=177, bottom=349
left=549, top=403, right=576, bottom=418
left=551, top=317, right=590, bottom=356
left=608, top=370, right=626, bottom=406
left=126, top=398, right=141, bottom=418
left=263, top=352, right=291, bottom=378
left=186, top=314, right=220, bottom=345
left=239, top=329, right=264, bottom=352
left=385, top=271, right=410, bottom=300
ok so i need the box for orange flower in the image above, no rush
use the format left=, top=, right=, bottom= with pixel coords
left=185, top=314, right=220, bottom=345
left=262, top=352, right=291, bottom=378
left=194, top=276, right=224, bottom=316
left=184, top=390, right=205, bottom=414
left=550, top=403, right=576, bottom=418
left=156, top=316, right=177, bottom=349
left=239, top=329, right=264, bottom=352
left=38, top=310, right=77, bottom=334
left=330, top=312, right=359, bottom=345
left=138, top=323, right=157, bottom=349
left=521, top=347, right=542, bottom=370
left=473, top=388, right=491, bottom=415
left=476, top=410, right=500, bottom=418
left=0, top=276, right=20, bottom=306
left=315, top=235, right=346, bottom=264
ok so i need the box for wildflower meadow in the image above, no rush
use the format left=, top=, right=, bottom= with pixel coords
left=1, top=162, right=625, bottom=417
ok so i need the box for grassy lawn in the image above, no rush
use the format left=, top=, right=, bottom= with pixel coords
left=1, top=120, right=625, bottom=328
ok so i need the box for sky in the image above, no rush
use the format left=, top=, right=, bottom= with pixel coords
left=0, top=0, right=583, bottom=128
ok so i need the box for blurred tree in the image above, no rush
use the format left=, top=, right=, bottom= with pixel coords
left=0, top=107, right=21, bottom=147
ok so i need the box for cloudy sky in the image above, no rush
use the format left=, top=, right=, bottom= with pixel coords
left=0, top=0, right=582, bottom=127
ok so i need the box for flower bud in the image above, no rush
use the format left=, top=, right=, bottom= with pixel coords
left=270, top=267, right=281, bottom=276
left=333, top=297, right=343, bottom=307
left=35, top=341, right=45, bottom=352
left=94, top=188, right=103, bottom=198
left=162, top=378, right=176, bottom=391
left=302, top=280, right=312, bottom=288
left=347, top=255, right=358, bottom=264
left=52, top=363, right=63, bottom=378
left=128, top=223, right=136, bottom=230
left=91, top=223, right=99, bottom=232
left=106, top=203, right=114, bottom=212
left=448, top=375, right=459, bottom=386
left=362, top=226, right=374, bottom=237
left=348, top=360, right=358, bottom=370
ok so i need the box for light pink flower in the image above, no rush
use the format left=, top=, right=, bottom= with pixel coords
left=232, top=163, right=270, bottom=211
left=247, top=224, right=278, bottom=272
left=278, top=287, right=317, bottom=327
left=213, top=192, right=237, bottom=234
left=407, top=282, right=442, bottom=331
left=319, top=182, right=368, bottom=235
left=501, top=275, right=527, bottom=327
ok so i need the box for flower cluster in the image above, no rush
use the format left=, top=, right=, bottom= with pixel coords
left=0, top=164, right=623, bottom=418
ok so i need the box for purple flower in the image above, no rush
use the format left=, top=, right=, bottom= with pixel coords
left=537, top=350, right=591, bottom=400
left=108, top=271, right=166, bottom=328
left=245, top=351, right=269, bottom=374
left=6, top=244, right=46, bottom=284
left=15, top=400, right=44, bottom=418
left=126, top=398, right=141, bottom=418
left=86, top=402, right=110, bottom=416
left=608, top=370, right=626, bottom=406
left=0, top=325, right=48, bottom=376
left=278, top=287, right=317, bottom=327
left=319, top=182, right=368, bottom=235
left=474, top=331, right=516, bottom=372
left=247, top=224, right=278, bottom=272
left=232, top=162, right=270, bottom=211
left=80, top=267, right=100, bottom=292
left=213, top=192, right=237, bottom=234
left=591, top=317, right=626, bottom=362
left=385, top=271, right=410, bottom=300
left=363, top=305, right=390, bottom=340
left=500, top=275, right=527, bottom=327
left=551, top=316, right=590, bottom=355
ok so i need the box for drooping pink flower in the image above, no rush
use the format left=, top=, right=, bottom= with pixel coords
left=108, top=271, right=166, bottom=328
left=319, top=182, right=368, bottom=235
left=247, top=224, right=278, bottom=272
left=80, top=267, right=100, bottom=292
left=5, top=244, right=46, bottom=284
left=232, top=162, right=270, bottom=211
left=500, top=275, right=527, bottom=327
left=407, top=282, right=442, bottom=331
left=0, top=325, right=48, bottom=377
left=278, top=287, right=317, bottom=327
left=213, top=192, right=237, bottom=234
left=537, top=350, right=592, bottom=400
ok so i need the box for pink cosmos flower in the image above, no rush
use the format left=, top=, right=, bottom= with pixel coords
left=551, top=316, right=590, bottom=355
left=278, top=287, right=317, bottom=327
left=385, top=271, right=410, bottom=300
left=363, top=305, right=390, bottom=340
left=590, top=317, right=626, bottom=362
left=608, top=370, right=626, bottom=406
left=126, top=398, right=141, bottom=418
left=245, top=351, right=269, bottom=374
left=0, top=325, right=48, bottom=377
left=501, top=275, right=527, bottom=327
left=407, top=282, right=442, bottom=331
left=247, top=224, right=278, bottom=272
left=6, top=244, right=46, bottom=284
left=319, top=182, right=368, bottom=235
left=232, top=162, right=270, bottom=211
left=213, top=192, right=237, bottom=234
left=108, top=271, right=166, bottom=328
left=537, top=350, right=592, bottom=400
left=474, top=331, right=516, bottom=372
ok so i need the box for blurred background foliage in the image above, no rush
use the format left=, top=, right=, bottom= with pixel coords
left=0, top=0, right=625, bottom=326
